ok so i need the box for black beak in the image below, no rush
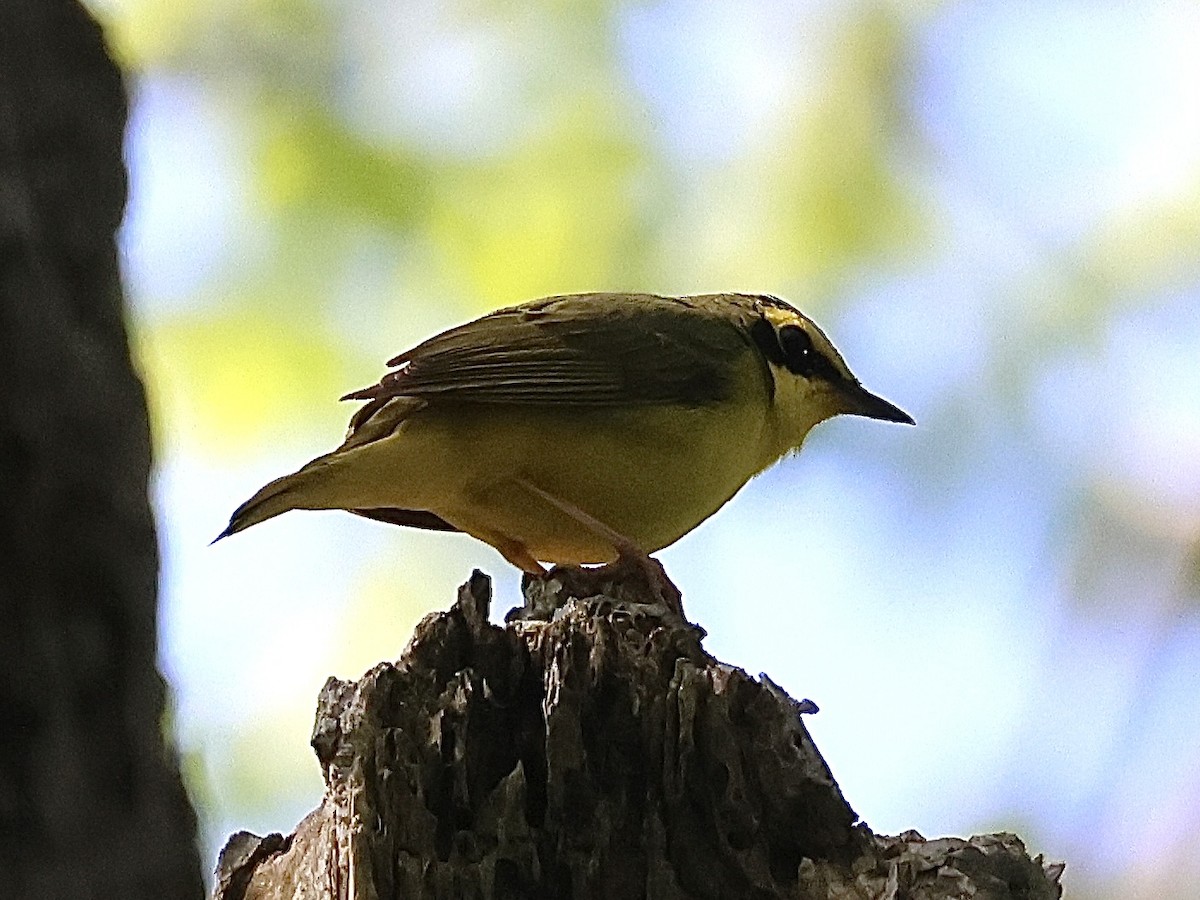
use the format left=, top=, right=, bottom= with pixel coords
left=842, top=383, right=915, bottom=425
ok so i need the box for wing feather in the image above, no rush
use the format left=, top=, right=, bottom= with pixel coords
left=344, top=294, right=760, bottom=415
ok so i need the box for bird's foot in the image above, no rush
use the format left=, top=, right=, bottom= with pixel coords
left=508, top=477, right=687, bottom=621
left=514, top=549, right=686, bottom=623
left=593, top=540, right=685, bottom=618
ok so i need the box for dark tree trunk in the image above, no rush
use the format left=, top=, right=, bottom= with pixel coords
left=214, top=571, right=1064, bottom=900
left=0, top=1, right=204, bottom=897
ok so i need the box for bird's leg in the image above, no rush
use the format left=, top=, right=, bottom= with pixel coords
left=492, top=536, right=547, bottom=576
left=513, top=478, right=684, bottom=618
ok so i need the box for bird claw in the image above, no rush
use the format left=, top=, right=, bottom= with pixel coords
left=507, top=476, right=687, bottom=621
left=512, top=553, right=686, bottom=623
left=595, top=544, right=685, bottom=618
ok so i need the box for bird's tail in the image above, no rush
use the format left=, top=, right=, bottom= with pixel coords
left=213, top=457, right=337, bottom=543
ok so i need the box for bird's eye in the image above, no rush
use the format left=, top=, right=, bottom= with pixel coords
left=779, top=325, right=815, bottom=375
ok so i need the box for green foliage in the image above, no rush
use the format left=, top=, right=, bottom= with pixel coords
left=136, top=306, right=351, bottom=454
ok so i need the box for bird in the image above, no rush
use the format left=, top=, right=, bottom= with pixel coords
left=216, top=292, right=912, bottom=580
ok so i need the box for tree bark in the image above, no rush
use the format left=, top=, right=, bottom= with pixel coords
left=0, top=1, right=204, bottom=897
left=214, top=571, right=1064, bottom=900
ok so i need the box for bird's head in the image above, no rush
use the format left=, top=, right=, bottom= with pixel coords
left=749, top=296, right=914, bottom=447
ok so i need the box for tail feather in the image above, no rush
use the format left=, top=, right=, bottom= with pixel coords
left=213, top=461, right=333, bottom=543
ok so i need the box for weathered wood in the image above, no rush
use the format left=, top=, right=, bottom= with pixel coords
left=213, top=570, right=1062, bottom=899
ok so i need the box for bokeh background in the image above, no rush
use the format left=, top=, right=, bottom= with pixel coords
left=87, top=0, right=1200, bottom=895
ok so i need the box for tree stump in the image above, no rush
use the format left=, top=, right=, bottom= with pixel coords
left=213, top=570, right=1063, bottom=900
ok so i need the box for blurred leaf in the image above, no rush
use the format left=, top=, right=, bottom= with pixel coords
left=775, top=8, right=925, bottom=276
left=91, top=0, right=202, bottom=67
left=136, top=306, right=352, bottom=457
left=1088, top=177, right=1200, bottom=297
left=255, top=103, right=430, bottom=227
left=425, top=89, right=657, bottom=304
left=213, top=716, right=322, bottom=822
left=675, top=7, right=927, bottom=293
left=95, top=0, right=331, bottom=74
left=329, top=561, right=447, bottom=675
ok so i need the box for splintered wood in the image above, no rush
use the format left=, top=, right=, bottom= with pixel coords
left=213, top=571, right=1063, bottom=900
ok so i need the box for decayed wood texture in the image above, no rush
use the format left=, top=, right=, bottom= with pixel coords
left=213, top=571, right=1063, bottom=900
left=0, top=1, right=204, bottom=897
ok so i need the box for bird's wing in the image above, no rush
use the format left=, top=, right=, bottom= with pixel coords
left=342, top=293, right=759, bottom=410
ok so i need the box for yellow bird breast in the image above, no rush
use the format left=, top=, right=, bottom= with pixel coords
left=348, top=397, right=775, bottom=566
